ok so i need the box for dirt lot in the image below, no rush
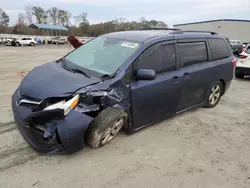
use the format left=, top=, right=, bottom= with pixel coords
left=0, top=46, right=250, bottom=188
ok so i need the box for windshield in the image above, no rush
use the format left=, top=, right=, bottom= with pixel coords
left=65, top=36, right=141, bottom=75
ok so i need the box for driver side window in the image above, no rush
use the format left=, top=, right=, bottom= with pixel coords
left=134, top=45, right=161, bottom=73
left=133, top=43, right=176, bottom=74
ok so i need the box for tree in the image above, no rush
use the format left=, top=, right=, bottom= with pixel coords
left=58, top=10, right=71, bottom=27
left=74, top=12, right=88, bottom=26
left=47, top=7, right=60, bottom=25
left=25, top=5, right=33, bottom=24
left=0, top=8, right=10, bottom=25
left=13, top=13, right=29, bottom=34
left=18, top=13, right=25, bottom=25
left=32, top=6, right=47, bottom=24
left=156, top=21, right=168, bottom=28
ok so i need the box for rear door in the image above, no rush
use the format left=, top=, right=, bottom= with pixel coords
left=131, top=41, right=183, bottom=129
left=176, top=39, right=214, bottom=112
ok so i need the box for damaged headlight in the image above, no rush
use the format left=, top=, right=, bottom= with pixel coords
left=43, top=94, right=80, bottom=116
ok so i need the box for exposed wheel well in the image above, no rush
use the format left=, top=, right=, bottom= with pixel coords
left=219, top=79, right=225, bottom=95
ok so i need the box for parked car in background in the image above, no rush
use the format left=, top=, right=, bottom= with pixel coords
left=57, top=38, right=68, bottom=44
left=235, top=43, right=250, bottom=78
left=48, top=37, right=61, bottom=44
left=15, top=37, right=37, bottom=46
left=12, top=29, right=235, bottom=154
left=242, top=42, right=250, bottom=52
left=1, top=37, right=16, bottom=45
left=229, top=40, right=243, bottom=57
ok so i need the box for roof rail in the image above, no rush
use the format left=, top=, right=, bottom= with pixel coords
left=139, top=28, right=181, bottom=31
left=172, top=30, right=218, bottom=35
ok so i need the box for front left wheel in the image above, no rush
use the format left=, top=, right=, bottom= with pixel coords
left=85, top=107, right=127, bottom=148
left=204, top=81, right=223, bottom=108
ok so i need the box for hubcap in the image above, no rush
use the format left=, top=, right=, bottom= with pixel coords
left=101, top=118, right=124, bottom=145
left=209, top=85, right=220, bottom=105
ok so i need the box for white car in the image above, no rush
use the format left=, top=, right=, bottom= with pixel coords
left=15, top=37, right=37, bottom=46
left=235, top=43, right=250, bottom=78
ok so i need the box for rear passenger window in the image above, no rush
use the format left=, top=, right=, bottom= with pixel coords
left=178, top=42, right=208, bottom=67
left=209, top=39, right=231, bottom=60
left=134, top=44, right=176, bottom=73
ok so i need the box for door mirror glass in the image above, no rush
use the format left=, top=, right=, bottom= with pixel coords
left=136, top=69, right=156, bottom=80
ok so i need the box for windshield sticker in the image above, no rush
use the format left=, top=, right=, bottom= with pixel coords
left=121, top=42, right=138, bottom=48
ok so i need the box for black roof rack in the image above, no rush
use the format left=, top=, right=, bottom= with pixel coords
left=138, top=28, right=181, bottom=31
left=171, top=30, right=218, bottom=35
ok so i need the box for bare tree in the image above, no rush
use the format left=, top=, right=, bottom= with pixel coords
left=18, top=13, right=25, bottom=25
left=74, top=12, right=88, bottom=26
left=25, top=5, right=33, bottom=24
left=47, top=7, right=59, bottom=25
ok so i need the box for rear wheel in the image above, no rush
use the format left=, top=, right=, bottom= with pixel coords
left=235, top=72, right=244, bottom=79
left=204, top=81, right=223, bottom=108
left=85, top=107, right=127, bottom=148
left=234, top=52, right=239, bottom=59
left=30, top=42, right=34, bottom=46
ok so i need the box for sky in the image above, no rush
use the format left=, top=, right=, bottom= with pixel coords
left=2, top=0, right=250, bottom=26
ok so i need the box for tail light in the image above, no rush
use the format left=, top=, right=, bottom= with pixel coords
left=239, top=54, right=248, bottom=59
left=232, top=59, right=237, bottom=66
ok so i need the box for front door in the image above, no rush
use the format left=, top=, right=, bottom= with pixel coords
left=176, top=39, right=213, bottom=112
left=131, top=41, right=183, bottom=130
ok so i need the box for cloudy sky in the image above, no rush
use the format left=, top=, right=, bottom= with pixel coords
left=2, top=0, right=250, bottom=26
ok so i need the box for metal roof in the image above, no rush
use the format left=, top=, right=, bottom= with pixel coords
left=174, top=19, right=250, bottom=27
left=29, top=23, right=69, bottom=31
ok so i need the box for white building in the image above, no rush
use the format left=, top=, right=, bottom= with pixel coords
left=174, top=19, right=250, bottom=42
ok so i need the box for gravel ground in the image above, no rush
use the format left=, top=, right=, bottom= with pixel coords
left=0, top=45, right=250, bottom=188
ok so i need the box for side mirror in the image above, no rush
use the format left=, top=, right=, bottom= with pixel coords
left=136, top=69, right=156, bottom=80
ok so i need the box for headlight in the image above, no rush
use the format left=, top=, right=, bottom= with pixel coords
left=43, top=94, right=80, bottom=116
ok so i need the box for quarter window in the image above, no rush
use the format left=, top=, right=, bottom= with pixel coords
left=178, top=42, right=208, bottom=67
left=209, top=38, right=231, bottom=60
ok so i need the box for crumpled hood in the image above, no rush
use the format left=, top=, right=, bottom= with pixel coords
left=19, top=62, right=101, bottom=100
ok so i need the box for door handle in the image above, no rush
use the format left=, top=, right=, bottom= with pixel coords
left=182, top=72, right=190, bottom=80
left=171, top=76, right=180, bottom=83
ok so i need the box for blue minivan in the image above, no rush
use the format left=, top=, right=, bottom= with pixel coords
left=12, top=29, right=235, bottom=154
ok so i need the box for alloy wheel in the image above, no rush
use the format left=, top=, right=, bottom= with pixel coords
left=101, top=118, right=124, bottom=145
left=209, top=85, right=221, bottom=105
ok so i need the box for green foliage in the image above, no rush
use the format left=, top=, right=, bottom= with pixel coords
left=32, top=6, right=47, bottom=24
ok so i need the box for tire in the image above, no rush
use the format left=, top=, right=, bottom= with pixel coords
left=234, top=52, right=239, bottom=58
left=235, top=72, right=244, bottom=79
left=30, top=42, right=34, bottom=46
left=85, top=107, right=127, bottom=148
left=204, top=81, right=223, bottom=108
left=16, top=42, right=21, bottom=46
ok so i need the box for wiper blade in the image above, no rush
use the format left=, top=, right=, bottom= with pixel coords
left=71, top=68, right=91, bottom=78
left=101, top=74, right=112, bottom=80
left=61, top=58, right=91, bottom=78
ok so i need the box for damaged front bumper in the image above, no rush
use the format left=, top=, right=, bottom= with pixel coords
left=11, top=89, right=93, bottom=155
